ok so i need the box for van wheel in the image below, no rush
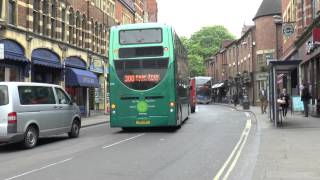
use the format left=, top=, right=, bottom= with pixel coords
left=22, top=126, right=38, bottom=149
left=68, top=120, right=80, bottom=138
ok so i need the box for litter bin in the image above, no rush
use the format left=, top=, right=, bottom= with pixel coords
left=243, top=96, right=250, bottom=110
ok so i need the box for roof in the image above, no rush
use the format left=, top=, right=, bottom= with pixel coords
left=253, top=0, right=281, bottom=21
left=112, top=23, right=171, bottom=30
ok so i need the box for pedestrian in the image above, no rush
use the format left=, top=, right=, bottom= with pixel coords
left=233, top=93, right=238, bottom=107
left=301, top=84, right=311, bottom=117
left=279, top=88, right=290, bottom=118
left=259, top=88, right=267, bottom=114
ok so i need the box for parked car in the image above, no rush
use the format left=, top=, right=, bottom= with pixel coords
left=0, top=82, right=81, bottom=149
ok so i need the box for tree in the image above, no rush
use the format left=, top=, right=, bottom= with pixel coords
left=182, top=25, right=235, bottom=76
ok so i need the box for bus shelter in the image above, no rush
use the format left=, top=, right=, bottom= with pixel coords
left=268, top=60, right=302, bottom=127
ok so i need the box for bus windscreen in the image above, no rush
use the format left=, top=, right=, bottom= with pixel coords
left=114, top=58, right=168, bottom=90
left=119, top=28, right=162, bottom=45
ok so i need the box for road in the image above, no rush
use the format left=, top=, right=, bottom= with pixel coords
left=0, top=105, right=256, bottom=180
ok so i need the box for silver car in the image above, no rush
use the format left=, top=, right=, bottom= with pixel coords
left=0, top=82, right=81, bottom=149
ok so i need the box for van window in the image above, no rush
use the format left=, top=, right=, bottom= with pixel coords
left=18, top=86, right=56, bottom=105
left=55, top=88, right=70, bottom=104
left=0, top=85, right=9, bottom=106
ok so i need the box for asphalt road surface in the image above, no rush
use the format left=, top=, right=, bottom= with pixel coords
left=0, top=105, right=256, bottom=180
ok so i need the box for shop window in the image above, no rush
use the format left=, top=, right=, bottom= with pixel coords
left=0, top=66, right=4, bottom=81
left=51, top=1, right=57, bottom=38
left=18, top=86, right=56, bottom=105
left=8, top=0, right=16, bottom=25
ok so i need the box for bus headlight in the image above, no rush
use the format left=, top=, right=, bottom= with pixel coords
left=111, top=104, right=116, bottom=109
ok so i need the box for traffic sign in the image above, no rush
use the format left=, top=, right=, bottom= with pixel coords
left=282, top=23, right=295, bottom=37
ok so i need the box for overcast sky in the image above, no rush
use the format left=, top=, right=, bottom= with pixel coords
left=157, top=0, right=263, bottom=38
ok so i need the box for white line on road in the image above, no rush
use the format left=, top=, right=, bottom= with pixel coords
left=102, top=133, right=145, bottom=149
left=4, top=158, right=73, bottom=180
left=213, top=118, right=252, bottom=180
left=245, top=112, right=250, bottom=118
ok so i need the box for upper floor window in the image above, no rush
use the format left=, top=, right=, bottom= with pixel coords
left=8, top=0, right=16, bottom=25
left=61, top=8, right=66, bottom=41
left=76, top=11, right=81, bottom=46
left=0, top=0, right=3, bottom=19
left=42, top=0, right=49, bottom=35
left=82, top=15, right=87, bottom=48
left=69, top=8, right=75, bottom=44
left=51, top=1, right=57, bottom=38
left=33, top=0, right=41, bottom=33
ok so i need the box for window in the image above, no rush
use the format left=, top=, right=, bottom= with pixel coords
left=91, top=19, right=94, bottom=50
left=119, top=28, right=163, bottom=45
left=69, top=9, right=75, bottom=44
left=312, top=0, right=319, bottom=19
left=0, top=85, right=9, bottom=106
left=51, top=1, right=57, bottom=38
left=18, top=86, right=56, bottom=105
left=0, top=0, right=3, bottom=19
left=61, top=8, right=66, bottom=41
left=33, top=0, right=41, bottom=33
left=42, top=0, right=49, bottom=35
left=55, top=88, right=70, bottom=105
left=76, top=12, right=81, bottom=46
left=82, top=15, right=87, bottom=48
left=115, top=58, right=169, bottom=90
left=95, top=22, right=99, bottom=52
left=8, top=0, right=16, bottom=25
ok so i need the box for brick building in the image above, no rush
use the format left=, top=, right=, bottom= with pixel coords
left=115, top=0, right=135, bottom=24
left=145, top=0, right=157, bottom=22
left=206, top=0, right=281, bottom=105
left=280, top=0, right=320, bottom=115
left=0, top=0, right=117, bottom=117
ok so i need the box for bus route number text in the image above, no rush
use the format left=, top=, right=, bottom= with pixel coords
left=124, top=74, right=160, bottom=83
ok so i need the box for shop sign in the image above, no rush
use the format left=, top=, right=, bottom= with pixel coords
left=90, top=56, right=104, bottom=74
left=0, top=44, right=4, bottom=60
left=282, top=23, right=295, bottom=37
left=306, top=40, right=315, bottom=55
left=255, top=73, right=268, bottom=81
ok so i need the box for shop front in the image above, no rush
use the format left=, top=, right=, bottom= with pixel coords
left=64, top=56, right=100, bottom=117
left=0, top=39, right=30, bottom=82
left=297, top=27, right=320, bottom=116
left=31, top=48, right=63, bottom=84
left=89, top=56, right=105, bottom=116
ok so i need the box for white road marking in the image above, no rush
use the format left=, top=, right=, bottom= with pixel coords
left=245, top=112, right=250, bottom=118
left=102, top=133, right=145, bottom=149
left=213, top=119, right=252, bottom=180
left=4, top=158, right=73, bottom=180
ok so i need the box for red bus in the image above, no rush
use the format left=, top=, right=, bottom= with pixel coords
left=190, top=78, right=196, bottom=113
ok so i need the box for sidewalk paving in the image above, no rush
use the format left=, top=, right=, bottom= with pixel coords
left=219, top=103, right=320, bottom=180
left=81, top=114, right=109, bottom=128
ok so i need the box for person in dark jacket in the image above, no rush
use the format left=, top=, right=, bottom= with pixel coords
left=301, top=84, right=311, bottom=117
left=279, top=88, right=290, bottom=117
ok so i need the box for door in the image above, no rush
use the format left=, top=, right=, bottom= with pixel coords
left=54, top=87, right=73, bottom=129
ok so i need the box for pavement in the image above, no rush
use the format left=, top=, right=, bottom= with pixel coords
left=81, top=114, right=110, bottom=127
left=216, top=103, right=320, bottom=180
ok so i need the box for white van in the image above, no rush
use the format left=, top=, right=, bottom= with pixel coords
left=0, top=82, right=81, bottom=149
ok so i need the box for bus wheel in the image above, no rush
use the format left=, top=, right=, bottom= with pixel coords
left=122, top=127, right=133, bottom=132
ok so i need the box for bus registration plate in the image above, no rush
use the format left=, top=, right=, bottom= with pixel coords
left=136, top=120, right=151, bottom=125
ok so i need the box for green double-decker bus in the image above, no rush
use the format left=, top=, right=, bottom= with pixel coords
left=109, top=23, right=190, bottom=129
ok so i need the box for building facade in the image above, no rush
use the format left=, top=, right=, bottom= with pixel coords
left=0, top=0, right=117, bottom=117
left=205, top=0, right=281, bottom=105
left=115, top=0, right=135, bottom=24
left=281, top=0, right=320, bottom=115
left=145, top=0, right=157, bottom=22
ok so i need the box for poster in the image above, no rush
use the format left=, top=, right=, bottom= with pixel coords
left=292, top=96, right=304, bottom=112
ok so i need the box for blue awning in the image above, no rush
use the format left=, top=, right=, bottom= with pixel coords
left=65, top=68, right=100, bottom=88
left=32, top=49, right=63, bottom=69
left=0, top=39, right=29, bottom=63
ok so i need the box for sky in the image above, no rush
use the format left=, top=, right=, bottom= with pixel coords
left=157, top=0, right=264, bottom=38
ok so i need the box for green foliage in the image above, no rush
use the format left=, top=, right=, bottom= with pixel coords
left=181, top=25, right=235, bottom=76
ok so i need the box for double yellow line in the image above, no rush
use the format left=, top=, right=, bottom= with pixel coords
left=213, top=117, right=252, bottom=180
